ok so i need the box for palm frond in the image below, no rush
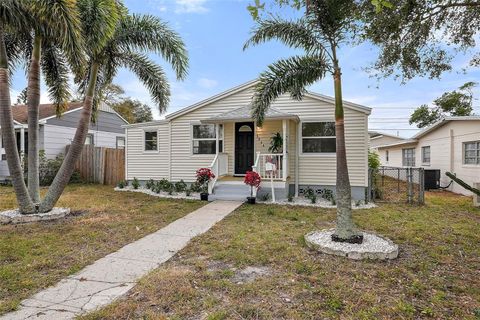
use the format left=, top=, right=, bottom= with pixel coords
left=77, top=0, right=120, bottom=58
left=244, top=17, right=322, bottom=54
left=41, top=43, right=71, bottom=116
left=252, top=55, right=330, bottom=126
left=117, top=51, right=170, bottom=114
left=115, top=14, right=188, bottom=80
left=33, top=0, right=86, bottom=73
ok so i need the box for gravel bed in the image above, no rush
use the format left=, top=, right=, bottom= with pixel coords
left=258, top=197, right=377, bottom=210
left=0, top=207, right=71, bottom=225
left=305, top=228, right=398, bottom=260
left=115, top=187, right=201, bottom=200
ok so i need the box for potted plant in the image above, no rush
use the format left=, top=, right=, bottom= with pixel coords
left=244, top=171, right=261, bottom=204
left=195, top=168, right=215, bottom=201
left=268, top=132, right=283, bottom=153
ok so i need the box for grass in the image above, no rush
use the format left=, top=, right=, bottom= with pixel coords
left=81, top=191, right=480, bottom=320
left=0, top=184, right=204, bottom=315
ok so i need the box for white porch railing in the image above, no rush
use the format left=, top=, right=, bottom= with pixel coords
left=255, top=153, right=286, bottom=181
left=207, top=152, right=228, bottom=194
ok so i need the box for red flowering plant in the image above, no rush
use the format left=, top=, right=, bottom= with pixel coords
left=244, top=171, right=261, bottom=197
left=196, top=168, right=215, bottom=194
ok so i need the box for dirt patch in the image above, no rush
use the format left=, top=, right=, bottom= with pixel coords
left=232, top=266, right=272, bottom=284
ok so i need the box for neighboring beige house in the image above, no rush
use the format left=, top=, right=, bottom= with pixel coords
left=375, top=116, right=480, bottom=196
left=124, top=80, right=371, bottom=200
left=369, top=131, right=406, bottom=149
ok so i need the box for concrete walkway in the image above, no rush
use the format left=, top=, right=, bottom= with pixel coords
left=2, top=200, right=242, bottom=320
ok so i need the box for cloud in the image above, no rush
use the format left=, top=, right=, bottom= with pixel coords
left=174, top=0, right=209, bottom=14
left=197, top=78, right=218, bottom=89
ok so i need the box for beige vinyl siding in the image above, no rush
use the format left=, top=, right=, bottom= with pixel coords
left=125, top=124, right=170, bottom=180
left=125, top=85, right=369, bottom=187
left=378, top=120, right=480, bottom=196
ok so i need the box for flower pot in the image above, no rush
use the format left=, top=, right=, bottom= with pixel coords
left=200, top=193, right=209, bottom=201
left=246, top=196, right=256, bottom=204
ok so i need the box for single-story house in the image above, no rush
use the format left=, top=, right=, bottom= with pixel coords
left=124, top=80, right=371, bottom=200
left=375, top=116, right=480, bottom=196
left=369, top=131, right=406, bottom=149
left=0, top=102, right=128, bottom=180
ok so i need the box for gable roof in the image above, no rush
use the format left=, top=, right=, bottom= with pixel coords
left=202, top=106, right=300, bottom=123
left=11, top=102, right=129, bottom=125
left=165, top=80, right=371, bottom=121
left=369, top=131, right=406, bottom=140
left=412, top=116, right=480, bottom=139
left=12, top=102, right=83, bottom=124
left=375, top=116, right=480, bottom=149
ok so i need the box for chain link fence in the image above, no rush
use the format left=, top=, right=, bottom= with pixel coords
left=368, top=166, right=425, bottom=205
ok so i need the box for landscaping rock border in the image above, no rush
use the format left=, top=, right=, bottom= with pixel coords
left=0, top=207, right=71, bottom=225
left=305, top=228, right=398, bottom=260
left=115, top=186, right=201, bottom=201
left=258, top=197, right=377, bottom=210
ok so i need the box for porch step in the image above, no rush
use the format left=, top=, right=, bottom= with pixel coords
left=210, top=183, right=250, bottom=201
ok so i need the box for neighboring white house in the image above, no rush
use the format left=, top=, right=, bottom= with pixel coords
left=124, top=80, right=371, bottom=200
left=0, top=102, right=128, bottom=180
left=374, top=116, right=480, bottom=196
left=369, top=131, right=406, bottom=149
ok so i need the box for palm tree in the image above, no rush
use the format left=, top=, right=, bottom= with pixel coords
left=244, top=0, right=363, bottom=243
left=39, top=3, right=189, bottom=212
left=0, top=0, right=84, bottom=212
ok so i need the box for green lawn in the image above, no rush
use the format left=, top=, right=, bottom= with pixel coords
left=0, top=184, right=204, bottom=315
left=81, top=192, right=480, bottom=320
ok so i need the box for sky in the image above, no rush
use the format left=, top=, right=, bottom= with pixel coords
left=10, top=0, right=480, bottom=138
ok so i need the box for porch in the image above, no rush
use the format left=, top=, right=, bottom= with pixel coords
left=199, top=106, right=300, bottom=199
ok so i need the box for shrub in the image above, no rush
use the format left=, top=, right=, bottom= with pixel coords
left=310, top=193, right=317, bottom=204
left=244, top=171, right=261, bottom=197
left=322, top=189, right=334, bottom=201
left=355, top=200, right=362, bottom=207
left=260, top=193, right=270, bottom=201
left=132, top=177, right=140, bottom=189
left=162, top=181, right=173, bottom=193
left=145, top=179, right=155, bottom=190
left=190, top=181, right=202, bottom=193
left=287, top=192, right=294, bottom=202
left=185, top=188, right=192, bottom=196
left=175, top=180, right=187, bottom=193
left=368, top=150, right=381, bottom=170
left=25, top=151, right=81, bottom=186
left=303, top=187, right=315, bottom=199
left=117, top=180, right=127, bottom=189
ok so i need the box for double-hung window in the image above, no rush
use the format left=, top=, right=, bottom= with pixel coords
left=421, top=146, right=430, bottom=164
left=402, top=148, right=415, bottom=167
left=116, top=137, right=126, bottom=149
left=301, top=122, right=336, bottom=153
left=85, top=134, right=94, bottom=146
left=192, top=124, right=223, bottom=155
left=464, top=141, right=480, bottom=165
left=144, top=130, right=158, bottom=152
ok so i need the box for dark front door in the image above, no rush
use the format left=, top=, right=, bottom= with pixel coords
left=235, top=122, right=254, bottom=175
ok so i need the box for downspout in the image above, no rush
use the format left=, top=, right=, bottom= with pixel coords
left=295, top=120, right=300, bottom=197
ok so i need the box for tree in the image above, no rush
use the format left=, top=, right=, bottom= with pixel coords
left=112, top=98, right=153, bottom=123
left=39, top=3, right=189, bottom=212
left=244, top=0, right=364, bottom=243
left=0, top=0, right=83, bottom=213
left=15, top=88, right=27, bottom=105
left=363, top=1, right=480, bottom=82
left=99, top=83, right=125, bottom=106
left=410, top=81, right=477, bottom=128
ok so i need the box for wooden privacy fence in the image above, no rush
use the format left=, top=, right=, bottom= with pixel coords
left=66, top=145, right=125, bottom=185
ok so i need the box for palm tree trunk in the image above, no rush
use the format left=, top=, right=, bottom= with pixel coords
left=0, top=25, right=35, bottom=213
left=39, top=62, right=99, bottom=213
left=27, top=34, right=42, bottom=203
left=331, top=65, right=362, bottom=243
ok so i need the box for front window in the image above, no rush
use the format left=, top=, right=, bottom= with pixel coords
left=386, top=150, right=389, bottom=162
left=402, top=148, right=415, bottom=167
left=464, top=141, right=480, bottom=165
left=85, top=134, right=94, bottom=146
left=144, top=130, right=158, bottom=151
left=301, top=122, right=336, bottom=153
left=421, top=146, right=430, bottom=164
left=116, top=137, right=125, bottom=149
left=192, top=124, right=223, bottom=154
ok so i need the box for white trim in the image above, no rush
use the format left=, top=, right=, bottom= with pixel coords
left=463, top=140, right=480, bottom=165
left=190, top=123, right=221, bottom=156
left=413, top=116, right=480, bottom=140
left=299, top=120, right=337, bottom=156
left=125, top=128, right=129, bottom=180
left=142, top=128, right=159, bottom=153
left=233, top=121, right=255, bottom=176
left=122, top=119, right=168, bottom=129
left=40, top=107, right=83, bottom=122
